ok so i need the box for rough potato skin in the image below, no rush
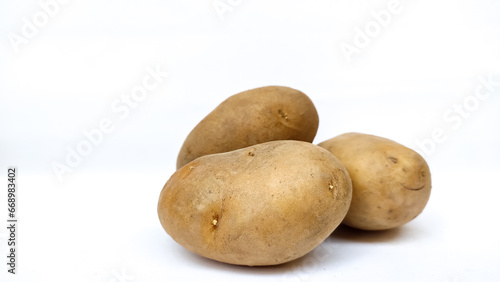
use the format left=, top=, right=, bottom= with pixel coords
left=176, top=86, right=319, bottom=169
left=318, top=133, right=431, bottom=231
left=159, top=141, right=352, bottom=266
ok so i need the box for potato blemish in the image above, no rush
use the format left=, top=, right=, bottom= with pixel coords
left=388, top=156, right=398, bottom=164
left=277, top=109, right=288, bottom=120
left=179, top=165, right=196, bottom=179
left=329, top=183, right=334, bottom=191
left=400, top=183, right=425, bottom=191
left=211, top=213, right=219, bottom=230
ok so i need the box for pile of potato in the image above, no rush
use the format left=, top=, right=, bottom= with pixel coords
left=157, top=86, right=431, bottom=266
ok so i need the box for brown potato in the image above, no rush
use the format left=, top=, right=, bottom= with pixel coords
left=318, top=133, right=431, bottom=230
left=159, top=140, right=352, bottom=266
left=176, top=86, right=319, bottom=169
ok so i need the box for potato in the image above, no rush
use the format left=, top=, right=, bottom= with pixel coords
left=176, top=86, right=319, bottom=169
left=318, top=133, right=431, bottom=231
left=159, top=140, right=352, bottom=266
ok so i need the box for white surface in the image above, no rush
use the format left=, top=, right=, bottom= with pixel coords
left=1, top=0, right=500, bottom=281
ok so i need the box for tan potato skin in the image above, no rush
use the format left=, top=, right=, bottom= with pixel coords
left=159, top=141, right=352, bottom=266
left=176, top=86, right=319, bottom=169
left=318, top=133, right=431, bottom=231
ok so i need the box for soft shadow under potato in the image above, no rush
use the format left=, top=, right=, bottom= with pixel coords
left=330, top=224, right=405, bottom=243
left=181, top=244, right=320, bottom=276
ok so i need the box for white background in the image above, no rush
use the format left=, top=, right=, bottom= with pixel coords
left=1, top=0, right=500, bottom=281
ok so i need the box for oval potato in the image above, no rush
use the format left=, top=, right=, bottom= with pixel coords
left=176, top=86, right=319, bottom=169
left=159, top=140, right=352, bottom=266
left=318, top=133, right=431, bottom=230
